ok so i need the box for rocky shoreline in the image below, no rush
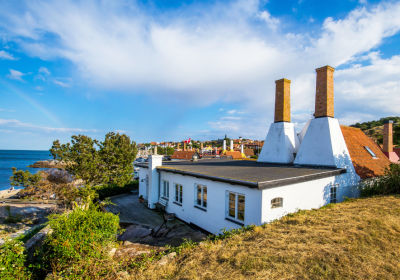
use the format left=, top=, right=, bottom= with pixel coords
left=28, top=160, right=66, bottom=169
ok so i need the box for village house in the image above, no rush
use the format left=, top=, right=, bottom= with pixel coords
left=137, top=65, right=391, bottom=235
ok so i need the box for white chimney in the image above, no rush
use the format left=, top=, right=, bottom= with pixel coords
left=223, top=140, right=226, bottom=150
left=241, top=144, right=244, bottom=154
left=230, top=140, right=233, bottom=150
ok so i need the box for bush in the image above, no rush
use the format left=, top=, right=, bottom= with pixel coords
left=95, top=180, right=138, bottom=200
left=0, top=238, right=31, bottom=279
left=360, top=164, right=400, bottom=197
left=250, top=155, right=258, bottom=159
left=38, top=209, right=119, bottom=275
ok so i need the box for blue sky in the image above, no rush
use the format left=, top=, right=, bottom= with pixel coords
left=1, top=0, right=400, bottom=150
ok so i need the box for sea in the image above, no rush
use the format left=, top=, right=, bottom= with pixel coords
left=0, top=150, right=53, bottom=191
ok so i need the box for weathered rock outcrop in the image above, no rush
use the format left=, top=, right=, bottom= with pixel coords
left=28, top=160, right=66, bottom=169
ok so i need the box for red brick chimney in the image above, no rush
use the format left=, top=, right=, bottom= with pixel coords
left=274, top=78, right=291, bottom=123
left=315, top=66, right=335, bottom=118
left=383, top=120, right=400, bottom=163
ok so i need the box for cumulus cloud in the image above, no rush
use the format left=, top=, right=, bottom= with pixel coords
left=53, top=79, right=71, bottom=87
left=0, top=0, right=400, bottom=135
left=5, top=69, right=25, bottom=82
left=0, top=50, right=17, bottom=60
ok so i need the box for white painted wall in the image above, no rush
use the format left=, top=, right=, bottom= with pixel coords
left=258, top=122, right=300, bottom=164
left=261, top=173, right=360, bottom=223
left=138, top=168, right=149, bottom=199
left=159, top=171, right=262, bottom=234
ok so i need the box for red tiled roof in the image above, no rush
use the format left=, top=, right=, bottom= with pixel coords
left=225, top=151, right=243, bottom=159
left=341, top=125, right=392, bottom=179
left=170, top=151, right=199, bottom=160
left=243, top=149, right=254, bottom=156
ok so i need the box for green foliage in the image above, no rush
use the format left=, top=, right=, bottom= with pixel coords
left=9, top=167, right=42, bottom=189
left=50, top=132, right=138, bottom=187
left=359, top=164, right=400, bottom=197
left=350, top=116, right=400, bottom=130
left=155, top=146, right=175, bottom=156
left=37, top=209, right=119, bottom=275
left=0, top=238, right=31, bottom=279
left=250, top=155, right=258, bottom=159
left=95, top=180, right=138, bottom=200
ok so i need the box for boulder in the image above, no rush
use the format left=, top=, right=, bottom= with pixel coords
left=118, top=225, right=151, bottom=241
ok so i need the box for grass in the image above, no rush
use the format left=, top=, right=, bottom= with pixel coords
left=128, top=195, right=400, bottom=279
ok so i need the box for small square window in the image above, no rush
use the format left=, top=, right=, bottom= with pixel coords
left=271, top=198, right=283, bottom=209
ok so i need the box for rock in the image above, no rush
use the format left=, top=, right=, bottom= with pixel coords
left=118, top=225, right=150, bottom=241
left=159, top=252, right=177, bottom=266
left=109, top=248, right=117, bottom=258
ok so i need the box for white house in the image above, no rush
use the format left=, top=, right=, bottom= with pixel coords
left=137, top=65, right=391, bottom=235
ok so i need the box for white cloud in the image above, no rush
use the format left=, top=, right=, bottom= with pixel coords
left=0, top=50, right=17, bottom=60
left=359, top=0, right=368, bottom=4
left=227, top=110, right=237, bottom=114
left=0, top=119, right=102, bottom=134
left=257, top=10, right=280, bottom=30
left=0, top=109, right=17, bottom=112
left=35, top=86, right=44, bottom=90
left=53, top=79, right=71, bottom=87
left=0, top=1, right=400, bottom=135
left=219, top=108, right=224, bottom=111
left=38, top=67, right=51, bottom=75
left=5, top=69, right=25, bottom=82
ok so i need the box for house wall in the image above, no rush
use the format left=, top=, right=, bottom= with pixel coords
left=158, top=171, right=262, bottom=235
left=261, top=173, right=360, bottom=223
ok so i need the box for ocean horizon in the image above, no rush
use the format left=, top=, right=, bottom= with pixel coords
left=0, top=150, right=53, bottom=191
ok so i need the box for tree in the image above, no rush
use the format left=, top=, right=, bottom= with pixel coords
left=50, top=132, right=137, bottom=187
left=9, top=167, right=42, bottom=189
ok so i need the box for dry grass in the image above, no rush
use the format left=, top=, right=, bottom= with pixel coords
left=130, top=196, right=400, bottom=279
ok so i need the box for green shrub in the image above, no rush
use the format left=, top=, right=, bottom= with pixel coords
left=95, top=180, right=138, bottom=200
left=38, top=209, right=119, bottom=275
left=250, top=155, right=258, bottom=159
left=360, top=164, right=400, bottom=197
left=0, top=238, right=31, bottom=279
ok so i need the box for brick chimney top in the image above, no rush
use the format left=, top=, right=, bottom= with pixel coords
left=274, top=78, right=291, bottom=123
left=383, top=120, right=393, bottom=153
left=315, top=66, right=335, bottom=118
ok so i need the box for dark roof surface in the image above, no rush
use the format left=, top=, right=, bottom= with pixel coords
left=136, top=159, right=346, bottom=189
left=341, top=125, right=391, bottom=179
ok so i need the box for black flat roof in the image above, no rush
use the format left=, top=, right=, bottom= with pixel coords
left=136, top=159, right=346, bottom=189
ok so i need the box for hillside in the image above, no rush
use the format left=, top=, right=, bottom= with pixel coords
left=132, top=196, right=400, bottom=279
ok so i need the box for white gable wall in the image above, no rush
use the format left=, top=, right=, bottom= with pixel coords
left=158, top=171, right=262, bottom=235
left=261, top=173, right=360, bottom=223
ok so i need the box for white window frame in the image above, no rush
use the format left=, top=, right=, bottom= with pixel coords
left=330, top=184, right=339, bottom=204
left=174, top=183, right=183, bottom=205
left=271, top=197, right=283, bottom=209
left=226, top=191, right=245, bottom=223
left=194, top=184, right=207, bottom=209
left=162, top=180, right=169, bottom=199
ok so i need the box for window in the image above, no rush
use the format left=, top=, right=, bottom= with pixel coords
left=227, top=192, right=245, bottom=222
left=271, top=197, right=283, bottom=209
left=195, top=184, right=207, bottom=208
left=364, top=146, right=378, bottom=159
left=162, top=180, right=169, bottom=198
left=174, top=183, right=183, bottom=204
left=330, top=185, right=338, bottom=204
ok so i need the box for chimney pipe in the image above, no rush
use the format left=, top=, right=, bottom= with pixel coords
left=177, top=143, right=180, bottom=150
left=154, top=146, right=157, bottom=155
left=241, top=144, right=244, bottom=154
left=383, top=120, right=394, bottom=153
left=223, top=140, right=226, bottom=150
left=315, top=66, right=335, bottom=118
left=230, top=140, right=233, bottom=150
left=274, top=78, right=291, bottom=123
left=184, top=142, right=187, bottom=151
